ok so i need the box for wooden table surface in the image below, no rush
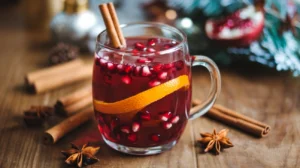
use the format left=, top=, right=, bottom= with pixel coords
left=1, top=4, right=300, bottom=168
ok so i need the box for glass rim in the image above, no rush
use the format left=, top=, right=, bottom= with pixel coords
left=96, top=22, right=187, bottom=56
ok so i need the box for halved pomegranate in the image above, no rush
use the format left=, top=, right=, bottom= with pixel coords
left=205, top=5, right=264, bottom=47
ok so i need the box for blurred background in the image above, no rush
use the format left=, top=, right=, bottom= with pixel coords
left=1, top=0, right=300, bottom=76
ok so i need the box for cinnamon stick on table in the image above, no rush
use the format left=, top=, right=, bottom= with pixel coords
left=191, top=99, right=270, bottom=137
left=99, top=2, right=126, bottom=49
left=55, top=85, right=93, bottom=116
left=25, top=59, right=84, bottom=85
left=43, top=107, right=94, bottom=145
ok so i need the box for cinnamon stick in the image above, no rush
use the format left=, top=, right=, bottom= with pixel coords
left=33, top=64, right=92, bottom=93
left=99, top=3, right=126, bottom=48
left=43, top=107, right=94, bottom=144
left=25, top=59, right=84, bottom=85
left=192, top=99, right=270, bottom=137
left=55, top=85, right=92, bottom=116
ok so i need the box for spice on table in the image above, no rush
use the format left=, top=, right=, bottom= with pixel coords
left=198, top=129, right=233, bottom=155
left=192, top=99, right=271, bottom=137
left=61, top=143, right=100, bottom=168
left=48, top=43, right=79, bottom=65
left=55, top=85, right=92, bottom=116
left=23, top=106, right=54, bottom=126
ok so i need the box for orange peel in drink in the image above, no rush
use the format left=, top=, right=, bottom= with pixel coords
left=93, top=75, right=190, bottom=114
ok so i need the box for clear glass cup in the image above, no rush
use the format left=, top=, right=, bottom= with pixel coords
left=93, top=22, right=221, bottom=155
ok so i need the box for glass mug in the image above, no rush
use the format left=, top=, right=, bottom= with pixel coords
left=93, top=22, right=221, bottom=155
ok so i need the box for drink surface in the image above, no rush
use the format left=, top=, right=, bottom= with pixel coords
left=93, top=36, right=191, bottom=147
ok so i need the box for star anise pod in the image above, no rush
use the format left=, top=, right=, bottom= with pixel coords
left=23, top=106, right=54, bottom=126
left=61, top=143, right=100, bottom=168
left=198, top=129, right=233, bottom=155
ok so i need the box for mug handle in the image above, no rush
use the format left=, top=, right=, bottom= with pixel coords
left=189, top=55, right=221, bottom=120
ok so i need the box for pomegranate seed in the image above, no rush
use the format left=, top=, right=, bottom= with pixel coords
left=132, top=122, right=140, bottom=132
left=127, top=133, right=137, bottom=142
left=99, top=58, right=108, bottom=67
left=146, top=48, right=156, bottom=53
left=132, top=49, right=140, bottom=56
left=157, top=71, right=168, bottom=80
left=133, top=66, right=141, bottom=76
left=147, top=38, right=158, bottom=46
left=151, top=134, right=160, bottom=142
left=148, top=80, right=161, bottom=87
left=163, top=63, right=174, bottom=70
left=139, top=111, right=151, bottom=121
left=124, top=64, right=132, bottom=74
left=121, top=126, right=130, bottom=134
left=137, top=57, right=151, bottom=63
left=135, top=42, right=146, bottom=51
left=163, top=44, right=173, bottom=49
left=159, top=111, right=172, bottom=121
left=141, top=66, right=151, bottom=77
left=121, top=75, right=131, bottom=84
left=110, top=117, right=120, bottom=129
left=107, top=62, right=115, bottom=71
left=152, top=64, right=162, bottom=73
left=175, top=60, right=184, bottom=70
left=170, top=116, right=180, bottom=124
left=163, top=122, right=172, bottom=129
left=103, top=74, right=112, bottom=85
left=116, top=64, right=124, bottom=73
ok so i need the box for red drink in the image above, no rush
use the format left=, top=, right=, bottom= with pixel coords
left=93, top=37, right=192, bottom=148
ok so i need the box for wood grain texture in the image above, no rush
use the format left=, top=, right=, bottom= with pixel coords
left=0, top=4, right=300, bottom=168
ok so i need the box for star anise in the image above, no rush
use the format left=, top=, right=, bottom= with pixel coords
left=23, top=106, right=54, bottom=126
left=198, top=129, right=233, bottom=155
left=61, top=143, right=100, bottom=168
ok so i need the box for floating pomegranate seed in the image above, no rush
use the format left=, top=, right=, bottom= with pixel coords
left=151, top=64, right=162, bottom=73
left=151, top=134, right=160, bottom=142
left=99, top=58, right=108, bottom=67
left=175, top=60, right=184, bottom=70
left=157, top=71, right=168, bottom=80
left=146, top=48, right=156, bottom=53
left=148, top=80, right=161, bottom=87
left=133, top=66, right=141, bottom=76
left=110, top=117, right=120, bottom=129
left=163, top=44, right=173, bottom=49
left=159, top=111, right=172, bottom=121
left=116, top=64, right=124, bottom=73
left=124, top=64, right=132, bottom=74
left=132, top=49, right=140, bottom=56
left=103, top=74, right=112, bottom=85
left=163, top=63, right=174, bottom=70
left=132, top=122, right=140, bottom=132
left=121, top=125, right=130, bottom=134
left=127, top=133, right=137, bottom=142
left=135, top=42, right=146, bottom=51
left=141, top=66, right=151, bottom=77
left=107, top=62, right=115, bottom=71
left=147, top=38, right=158, bottom=46
left=163, top=122, right=172, bottom=129
left=170, top=116, right=180, bottom=124
left=139, top=111, right=151, bottom=121
left=121, top=75, right=131, bottom=84
left=137, top=57, right=151, bottom=64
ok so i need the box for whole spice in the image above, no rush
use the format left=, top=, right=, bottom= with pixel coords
left=198, top=129, right=233, bottom=155
left=61, top=143, right=100, bottom=168
left=48, top=43, right=79, bottom=65
left=23, top=106, right=54, bottom=126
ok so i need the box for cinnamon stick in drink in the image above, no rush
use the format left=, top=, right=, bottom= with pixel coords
left=33, top=64, right=92, bottom=94
left=43, top=107, right=94, bottom=144
left=25, top=59, right=84, bottom=85
left=191, top=99, right=270, bottom=137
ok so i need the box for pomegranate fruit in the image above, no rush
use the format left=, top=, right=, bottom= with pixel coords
left=205, top=5, right=264, bottom=47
